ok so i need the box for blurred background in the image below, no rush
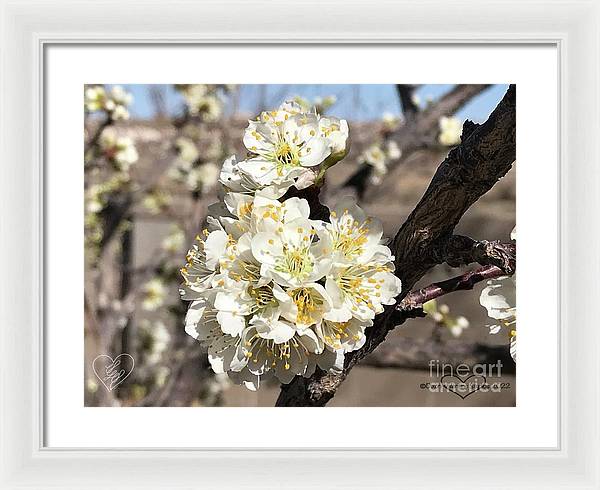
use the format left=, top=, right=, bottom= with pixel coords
left=84, top=84, right=515, bottom=407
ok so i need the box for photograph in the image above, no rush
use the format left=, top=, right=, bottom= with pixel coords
left=83, top=83, right=516, bottom=408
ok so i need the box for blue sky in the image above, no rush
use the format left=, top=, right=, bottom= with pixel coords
left=114, top=84, right=509, bottom=123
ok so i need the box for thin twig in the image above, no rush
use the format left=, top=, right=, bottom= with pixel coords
left=396, top=265, right=507, bottom=314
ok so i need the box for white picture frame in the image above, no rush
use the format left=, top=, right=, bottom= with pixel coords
left=1, top=0, right=598, bottom=488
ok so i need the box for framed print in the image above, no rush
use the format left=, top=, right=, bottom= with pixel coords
left=1, top=0, right=599, bottom=488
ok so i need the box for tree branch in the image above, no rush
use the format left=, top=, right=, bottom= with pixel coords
left=341, top=84, right=492, bottom=192
left=276, top=84, right=516, bottom=407
left=396, top=84, right=419, bottom=118
left=362, top=337, right=515, bottom=375
left=433, top=235, right=516, bottom=274
left=391, top=84, right=515, bottom=291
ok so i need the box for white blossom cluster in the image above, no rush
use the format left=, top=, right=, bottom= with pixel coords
left=161, top=225, right=186, bottom=253
left=186, top=163, right=220, bottom=192
left=359, top=140, right=402, bottom=185
left=411, top=93, right=434, bottom=111
left=175, top=84, right=228, bottom=121
left=142, top=190, right=172, bottom=215
left=423, top=300, right=470, bottom=338
left=142, top=277, right=168, bottom=312
left=168, top=137, right=221, bottom=192
left=98, top=130, right=139, bottom=172
left=480, top=227, right=517, bottom=361
left=181, top=101, right=402, bottom=390
left=438, top=116, right=463, bottom=146
left=382, top=112, right=401, bottom=131
left=85, top=85, right=133, bottom=121
left=86, top=174, right=130, bottom=214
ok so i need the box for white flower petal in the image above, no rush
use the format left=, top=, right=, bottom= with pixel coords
left=252, top=316, right=296, bottom=343
left=299, top=137, right=331, bottom=167
left=204, top=230, right=229, bottom=270
left=251, top=232, right=282, bottom=265
left=237, top=157, right=279, bottom=185
left=184, top=300, right=206, bottom=340
left=216, top=311, right=246, bottom=337
left=510, top=335, right=517, bottom=362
